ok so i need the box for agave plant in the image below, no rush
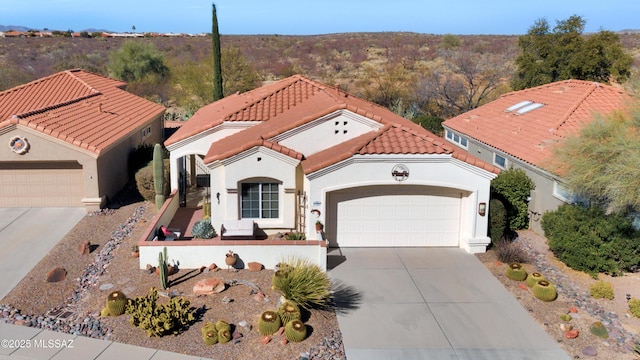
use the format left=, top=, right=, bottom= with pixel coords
left=271, top=256, right=331, bottom=310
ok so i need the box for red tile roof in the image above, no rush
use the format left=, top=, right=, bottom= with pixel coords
left=0, top=69, right=165, bottom=154
left=170, top=75, right=499, bottom=174
left=443, top=80, right=632, bottom=170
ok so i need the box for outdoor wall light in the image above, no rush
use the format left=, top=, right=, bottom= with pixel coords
left=216, top=192, right=220, bottom=204
left=478, top=202, right=487, bottom=216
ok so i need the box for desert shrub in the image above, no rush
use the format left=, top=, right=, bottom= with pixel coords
left=490, top=168, right=535, bottom=230
left=284, top=232, right=306, bottom=240
left=542, top=204, right=640, bottom=277
left=493, top=238, right=529, bottom=264
left=589, top=280, right=615, bottom=300
left=271, top=257, right=332, bottom=310
left=488, top=198, right=508, bottom=244
left=630, top=299, right=640, bottom=318
left=135, top=158, right=170, bottom=201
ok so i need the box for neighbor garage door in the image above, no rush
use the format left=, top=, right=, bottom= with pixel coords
left=326, top=185, right=462, bottom=247
left=0, top=162, right=84, bottom=207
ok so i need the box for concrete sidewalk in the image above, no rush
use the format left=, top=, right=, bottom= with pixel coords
left=328, top=247, right=570, bottom=360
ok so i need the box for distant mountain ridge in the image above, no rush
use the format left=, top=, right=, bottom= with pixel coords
left=0, top=25, right=111, bottom=33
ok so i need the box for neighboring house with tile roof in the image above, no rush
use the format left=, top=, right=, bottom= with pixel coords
left=165, top=75, right=499, bottom=253
left=443, top=79, right=633, bottom=233
left=0, top=69, right=165, bottom=209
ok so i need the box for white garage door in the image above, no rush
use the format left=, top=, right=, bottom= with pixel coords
left=0, top=162, right=84, bottom=207
left=327, top=185, right=462, bottom=247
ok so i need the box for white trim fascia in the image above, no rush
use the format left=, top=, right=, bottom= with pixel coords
left=270, top=109, right=383, bottom=142
left=450, top=158, right=498, bottom=180
left=165, top=121, right=258, bottom=152
left=221, top=145, right=301, bottom=167
left=306, top=153, right=454, bottom=180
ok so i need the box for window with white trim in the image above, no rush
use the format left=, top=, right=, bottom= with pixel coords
left=493, top=153, right=507, bottom=169
left=445, top=129, right=468, bottom=149
left=241, top=182, right=279, bottom=219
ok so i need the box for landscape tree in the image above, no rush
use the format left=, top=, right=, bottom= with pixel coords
left=107, top=40, right=169, bottom=83
left=416, top=49, right=513, bottom=118
left=511, top=15, right=632, bottom=90
left=490, top=168, right=535, bottom=231
left=357, top=62, right=417, bottom=108
left=550, top=106, right=640, bottom=214
left=212, top=2, right=224, bottom=101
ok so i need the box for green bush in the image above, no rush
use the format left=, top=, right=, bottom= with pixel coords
left=488, top=198, right=508, bottom=244
left=135, top=158, right=170, bottom=201
left=629, top=299, right=640, bottom=318
left=271, top=257, right=332, bottom=310
left=491, top=168, right=535, bottom=230
left=542, top=204, right=640, bottom=277
left=126, top=287, right=196, bottom=337
left=589, top=280, right=615, bottom=300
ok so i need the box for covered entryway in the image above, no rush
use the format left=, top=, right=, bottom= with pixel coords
left=326, top=185, right=464, bottom=247
left=0, top=161, right=84, bottom=207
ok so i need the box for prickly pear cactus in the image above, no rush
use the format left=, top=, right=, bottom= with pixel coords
left=589, top=321, right=609, bottom=339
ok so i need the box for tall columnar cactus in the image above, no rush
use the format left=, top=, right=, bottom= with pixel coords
left=153, top=143, right=165, bottom=210
left=105, top=290, right=128, bottom=316
left=158, top=247, right=169, bottom=289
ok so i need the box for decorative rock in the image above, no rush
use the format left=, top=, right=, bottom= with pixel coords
left=569, top=307, right=578, bottom=313
left=46, top=267, right=67, bottom=282
left=221, top=296, right=232, bottom=304
left=261, top=335, right=271, bottom=345
left=248, top=262, right=263, bottom=272
left=78, top=240, right=91, bottom=255
left=253, top=292, right=265, bottom=302
left=560, top=323, right=573, bottom=331
left=208, top=263, right=219, bottom=272
left=582, top=346, right=597, bottom=357
left=193, top=278, right=226, bottom=295
left=517, top=283, right=528, bottom=291
left=281, top=338, right=288, bottom=345
left=276, top=326, right=285, bottom=336
left=99, top=283, right=114, bottom=291
left=232, top=331, right=243, bottom=340
left=565, top=329, right=579, bottom=339
left=146, top=264, right=155, bottom=274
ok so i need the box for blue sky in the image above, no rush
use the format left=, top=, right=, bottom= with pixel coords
left=2, top=0, right=638, bottom=35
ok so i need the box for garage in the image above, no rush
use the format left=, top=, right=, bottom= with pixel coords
left=0, top=162, right=84, bottom=207
left=326, top=185, right=464, bottom=247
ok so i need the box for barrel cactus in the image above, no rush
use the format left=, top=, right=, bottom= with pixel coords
left=506, top=262, right=527, bottom=281
left=258, top=310, right=281, bottom=336
left=201, top=322, right=218, bottom=345
left=218, top=328, right=232, bottom=343
left=105, top=290, right=128, bottom=316
left=278, top=300, right=301, bottom=325
left=532, top=280, right=557, bottom=301
left=192, top=219, right=215, bottom=239
left=525, top=272, right=545, bottom=288
left=284, top=319, right=307, bottom=342
left=215, top=320, right=231, bottom=332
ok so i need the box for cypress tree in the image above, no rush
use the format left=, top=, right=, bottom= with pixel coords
left=212, top=3, right=223, bottom=100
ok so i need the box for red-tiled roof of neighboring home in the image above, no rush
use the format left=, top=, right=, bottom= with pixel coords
left=443, top=79, right=632, bottom=171
left=176, top=75, right=498, bottom=174
left=0, top=69, right=165, bottom=154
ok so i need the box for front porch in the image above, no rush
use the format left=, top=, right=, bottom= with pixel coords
left=137, top=187, right=327, bottom=270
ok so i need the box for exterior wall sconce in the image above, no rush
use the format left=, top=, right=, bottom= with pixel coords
left=478, top=202, right=487, bottom=216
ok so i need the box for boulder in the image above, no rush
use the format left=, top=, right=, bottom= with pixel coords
left=46, top=267, right=67, bottom=282
left=78, top=240, right=91, bottom=255
left=247, top=262, right=263, bottom=272
left=193, top=278, right=226, bottom=296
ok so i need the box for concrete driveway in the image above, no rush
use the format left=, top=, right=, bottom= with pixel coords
left=327, top=247, right=570, bottom=360
left=0, top=207, right=86, bottom=299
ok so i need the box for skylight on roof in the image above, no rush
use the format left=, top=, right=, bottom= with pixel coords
left=505, top=100, right=532, bottom=112
left=515, top=102, right=544, bottom=115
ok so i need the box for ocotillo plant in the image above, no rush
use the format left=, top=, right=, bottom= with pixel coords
left=158, top=247, right=169, bottom=289
left=153, top=143, right=164, bottom=210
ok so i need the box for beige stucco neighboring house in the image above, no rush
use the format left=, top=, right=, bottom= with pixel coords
left=443, top=79, right=633, bottom=233
left=0, top=69, right=165, bottom=210
left=165, top=75, right=500, bottom=253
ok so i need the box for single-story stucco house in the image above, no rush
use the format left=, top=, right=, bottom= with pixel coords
left=443, top=79, right=633, bottom=233
left=164, top=75, right=499, bottom=253
left=0, top=69, right=165, bottom=209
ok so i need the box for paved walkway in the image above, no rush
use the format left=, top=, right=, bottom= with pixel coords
left=327, top=247, right=570, bottom=360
